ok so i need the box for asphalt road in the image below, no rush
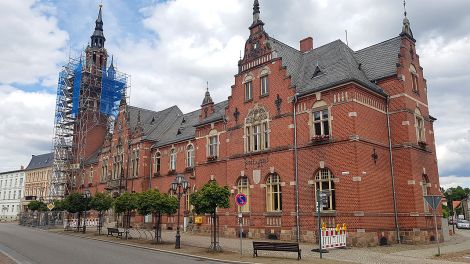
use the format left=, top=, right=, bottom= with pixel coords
left=0, top=224, right=224, bottom=264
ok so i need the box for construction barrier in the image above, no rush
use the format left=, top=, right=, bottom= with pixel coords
left=321, top=227, right=347, bottom=249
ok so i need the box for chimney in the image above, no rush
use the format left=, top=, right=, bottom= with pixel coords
left=21, top=165, right=24, bottom=170
left=300, top=37, right=314, bottom=53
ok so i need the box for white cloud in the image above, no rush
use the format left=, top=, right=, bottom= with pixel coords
left=0, top=0, right=68, bottom=86
left=440, top=176, right=470, bottom=190
left=0, top=86, right=55, bottom=171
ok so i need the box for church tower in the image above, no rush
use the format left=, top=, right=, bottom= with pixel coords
left=72, top=4, right=110, bottom=189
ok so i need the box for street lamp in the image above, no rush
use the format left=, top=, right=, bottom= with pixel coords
left=38, top=197, right=44, bottom=227
left=83, top=189, right=91, bottom=234
left=171, top=174, right=190, bottom=249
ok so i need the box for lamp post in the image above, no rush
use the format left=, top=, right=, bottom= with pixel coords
left=38, top=197, right=44, bottom=227
left=83, top=189, right=91, bottom=234
left=171, top=174, right=190, bottom=249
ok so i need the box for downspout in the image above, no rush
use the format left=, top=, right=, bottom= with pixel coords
left=149, top=147, right=152, bottom=190
left=293, top=93, right=300, bottom=242
left=386, top=96, right=401, bottom=244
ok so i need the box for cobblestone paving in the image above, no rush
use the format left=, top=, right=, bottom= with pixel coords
left=158, top=229, right=470, bottom=264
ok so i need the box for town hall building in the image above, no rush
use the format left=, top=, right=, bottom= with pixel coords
left=63, top=1, right=441, bottom=246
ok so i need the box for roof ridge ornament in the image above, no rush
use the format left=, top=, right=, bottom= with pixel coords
left=400, top=0, right=414, bottom=40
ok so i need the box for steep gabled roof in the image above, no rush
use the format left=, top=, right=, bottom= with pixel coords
left=268, top=36, right=403, bottom=97
left=26, top=152, right=54, bottom=170
left=127, top=105, right=182, bottom=141
left=354, top=37, right=402, bottom=81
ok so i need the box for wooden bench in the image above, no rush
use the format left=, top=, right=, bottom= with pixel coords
left=253, top=241, right=301, bottom=260
left=107, top=227, right=125, bottom=238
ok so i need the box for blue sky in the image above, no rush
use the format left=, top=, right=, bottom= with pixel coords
left=0, top=0, right=469, bottom=189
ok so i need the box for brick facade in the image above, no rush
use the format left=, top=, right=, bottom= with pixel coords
left=73, top=1, right=441, bottom=246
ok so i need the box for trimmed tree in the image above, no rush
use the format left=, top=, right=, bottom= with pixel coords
left=64, top=192, right=90, bottom=232
left=28, top=200, right=47, bottom=212
left=137, top=190, right=178, bottom=243
left=114, top=192, right=138, bottom=238
left=90, top=192, right=114, bottom=235
left=190, top=181, right=230, bottom=251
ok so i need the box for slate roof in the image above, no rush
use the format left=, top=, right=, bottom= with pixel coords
left=194, top=101, right=228, bottom=127
left=268, top=36, right=403, bottom=97
left=127, top=105, right=183, bottom=142
left=26, top=152, right=54, bottom=170
left=355, top=37, right=402, bottom=81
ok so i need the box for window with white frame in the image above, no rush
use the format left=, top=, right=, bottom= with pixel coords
left=170, top=148, right=177, bottom=171
left=131, top=149, right=140, bottom=178
left=314, top=169, right=336, bottom=211
left=237, top=177, right=250, bottom=212
left=415, top=108, right=425, bottom=143
left=245, top=81, right=253, bottom=101
left=260, top=75, right=269, bottom=96
left=245, top=105, right=270, bottom=153
left=266, top=173, right=282, bottom=212
left=313, top=109, right=330, bottom=137
left=186, top=145, right=195, bottom=168
left=154, top=152, right=161, bottom=174
left=208, top=135, right=218, bottom=157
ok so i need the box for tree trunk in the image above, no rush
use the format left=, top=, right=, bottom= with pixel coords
left=98, top=211, right=103, bottom=235
left=77, top=212, right=81, bottom=232
left=154, top=212, right=162, bottom=243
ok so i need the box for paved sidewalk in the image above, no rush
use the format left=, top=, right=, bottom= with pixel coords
left=52, top=227, right=470, bottom=264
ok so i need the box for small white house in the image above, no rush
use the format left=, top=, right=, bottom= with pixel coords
left=0, top=168, right=25, bottom=221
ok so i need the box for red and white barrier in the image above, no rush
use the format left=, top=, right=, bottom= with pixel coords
left=321, top=228, right=347, bottom=249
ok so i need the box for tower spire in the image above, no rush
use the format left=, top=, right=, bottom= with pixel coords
left=400, top=0, right=414, bottom=40
left=201, top=82, right=214, bottom=107
left=91, top=4, right=106, bottom=48
left=250, top=0, right=265, bottom=30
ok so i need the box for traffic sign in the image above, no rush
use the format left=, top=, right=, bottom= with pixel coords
left=47, top=203, right=55, bottom=211
left=235, top=193, right=247, bottom=206
left=424, top=195, right=442, bottom=210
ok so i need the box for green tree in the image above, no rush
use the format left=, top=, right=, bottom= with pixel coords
left=190, top=181, right=230, bottom=251
left=28, top=200, right=47, bottom=212
left=114, top=192, right=138, bottom=235
left=137, top=190, right=178, bottom=243
left=64, top=192, right=91, bottom=232
left=51, top=199, right=65, bottom=211
left=90, top=192, right=114, bottom=235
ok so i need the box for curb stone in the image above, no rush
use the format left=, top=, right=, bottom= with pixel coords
left=56, top=231, right=261, bottom=264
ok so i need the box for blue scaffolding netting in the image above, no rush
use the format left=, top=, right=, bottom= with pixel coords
left=100, top=66, right=126, bottom=117
left=71, top=60, right=83, bottom=117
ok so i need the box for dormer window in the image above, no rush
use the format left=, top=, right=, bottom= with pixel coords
left=312, top=65, right=322, bottom=79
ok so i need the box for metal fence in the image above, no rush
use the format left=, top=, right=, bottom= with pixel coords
left=19, top=211, right=65, bottom=228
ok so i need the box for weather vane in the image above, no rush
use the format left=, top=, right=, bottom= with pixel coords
left=403, top=0, right=407, bottom=17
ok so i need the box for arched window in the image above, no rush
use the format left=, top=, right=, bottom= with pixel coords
left=410, top=64, right=419, bottom=93
left=422, top=174, right=430, bottom=213
left=314, top=169, right=336, bottom=211
left=312, top=101, right=330, bottom=139
left=153, top=152, right=161, bottom=176
left=237, top=177, right=250, bottom=212
left=266, top=173, right=282, bottom=212
left=245, top=105, right=270, bottom=153
left=186, top=145, right=195, bottom=168
left=415, top=108, right=425, bottom=143
left=170, top=148, right=177, bottom=171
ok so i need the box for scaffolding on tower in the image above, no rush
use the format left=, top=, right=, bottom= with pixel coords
left=50, top=54, right=130, bottom=199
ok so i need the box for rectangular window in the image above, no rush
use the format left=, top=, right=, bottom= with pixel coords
left=260, top=76, right=269, bottom=96
left=263, top=122, right=269, bottom=149
left=237, top=178, right=250, bottom=213
left=18, top=190, right=21, bottom=198
left=19, top=178, right=23, bottom=186
left=313, top=109, right=330, bottom=136
left=246, top=127, right=251, bottom=151
left=245, top=81, right=253, bottom=101
left=209, top=136, right=218, bottom=157
left=253, top=125, right=261, bottom=151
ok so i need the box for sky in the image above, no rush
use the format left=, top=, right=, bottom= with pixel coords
left=0, top=0, right=469, bottom=189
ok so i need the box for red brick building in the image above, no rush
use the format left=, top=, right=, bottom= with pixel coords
left=74, top=1, right=441, bottom=246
